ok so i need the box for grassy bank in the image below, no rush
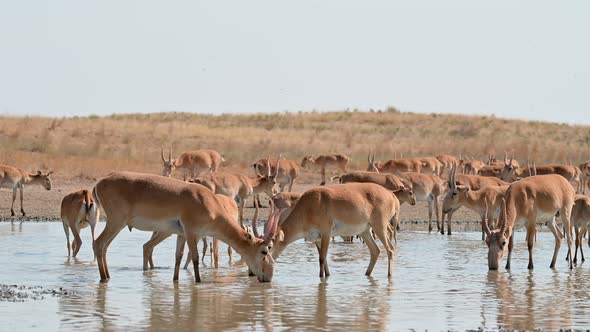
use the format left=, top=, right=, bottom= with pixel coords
left=1, top=109, right=588, bottom=181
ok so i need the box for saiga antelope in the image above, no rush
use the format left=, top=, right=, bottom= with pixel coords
left=571, top=195, right=590, bottom=263
left=463, top=159, right=486, bottom=175
left=483, top=174, right=575, bottom=270
left=436, top=154, right=459, bottom=177
left=367, top=153, right=423, bottom=174
left=301, top=154, right=350, bottom=185
left=442, top=163, right=508, bottom=239
left=271, top=183, right=397, bottom=278
left=331, top=171, right=406, bottom=191
left=92, top=172, right=281, bottom=282
left=389, top=187, right=417, bottom=241
left=420, top=157, right=443, bottom=176
left=251, top=157, right=300, bottom=192
left=578, top=161, right=590, bottom=194
left=396, top=172, right=447, bottom=233
left=60, top=189, right=100, bottom=257
left=499, top=160, right=579, bottom=185
left=161, top=148, right=224, bottom=181
left=446, top=165, right=509, bottom=235
left=190, top=158, right=278, bottom=227
left=0, top=165, right=52, bottom=217
left=142, top=193, right=240, bottom=270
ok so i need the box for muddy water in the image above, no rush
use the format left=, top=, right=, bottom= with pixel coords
left=1, top=223, right=590, bottom=331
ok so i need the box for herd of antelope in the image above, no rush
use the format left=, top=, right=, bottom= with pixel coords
left=2, top=149, right=590, bottom=283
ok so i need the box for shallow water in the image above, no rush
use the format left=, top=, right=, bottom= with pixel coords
left=1, top=223, right=590, bottom=331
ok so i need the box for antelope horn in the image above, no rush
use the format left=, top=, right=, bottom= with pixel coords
left=533, top=160, right=537, bottom=176
left=483, top=202, right=491, bottom=237
left=499, top=198, right=508, bottom=235
left=449, top=162, right=457, bottom=189
left=264, top=208, right=286, bottom=242
left=266, top=155, right=271, bottom=177
left=161, top=147, right=166, bottom=162
left=504, top=151, right=508, bottom=165
left=252, top=198, right=260, bottom=238
left=275, top=154, right=281, bottom=177
left=168, top=147, right=172, bottom=162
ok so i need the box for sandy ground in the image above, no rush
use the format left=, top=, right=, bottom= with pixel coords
left=0, top=175, right=485, bottom=230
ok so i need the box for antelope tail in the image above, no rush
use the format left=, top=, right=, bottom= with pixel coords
left=83, top=189, right=93, bottom=212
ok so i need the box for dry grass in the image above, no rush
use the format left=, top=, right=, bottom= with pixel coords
left=1, top=109, right=589, bottom=183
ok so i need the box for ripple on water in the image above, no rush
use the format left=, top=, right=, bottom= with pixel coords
left=1, top=224, right=590, bottom=330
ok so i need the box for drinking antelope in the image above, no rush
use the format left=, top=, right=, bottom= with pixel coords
left=92, top=172, right=280, bottom=282
left=60, top=189, right=100, bottom=257
left=161, top=148, right=224, bottom=181
left=482, top=174, right=575, bottom=270
left=301, top=154, right=350, bottom=185
left=271, top=183, right=397, bottom=278
left=0, top=165, right=52, bottom=217
left=142, top=193, right=240, bottom=270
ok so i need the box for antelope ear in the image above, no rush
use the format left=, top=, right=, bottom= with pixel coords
left=276, top=230, right=285, bottom=242
left=46, top=171, right=53, bottom=176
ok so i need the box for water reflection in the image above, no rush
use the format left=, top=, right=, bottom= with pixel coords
left=2, top=224, right=590, bottom=330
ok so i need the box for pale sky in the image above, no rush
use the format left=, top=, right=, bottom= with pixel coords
left=1, top=1, right=589, bottom=124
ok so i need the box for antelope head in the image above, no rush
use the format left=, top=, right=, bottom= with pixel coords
left=161, top=147, right=175, bottom=177
left=442, top=162, right=466, bottom=213
left=33, top=170, right=53, bottom=190
left=259, top=155, right=280, bottom=196
left=300, top=155, right=315, bottom=168
left=367, top=152, right=380, bottom=172
left=483, top=200, right=508, bottom=270
left=249, top=200, right=285, bottom=282
left=393, top=187, right=417, bottom=206
left=499, top=155, right=517, bottom=182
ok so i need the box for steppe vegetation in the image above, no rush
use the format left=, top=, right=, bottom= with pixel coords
left=1, top=108, right=589, bottom=182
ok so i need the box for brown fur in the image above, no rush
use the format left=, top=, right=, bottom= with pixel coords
left=92, top=172, right=279, bottom=283
left=143, top=194, right=239, bottom=271
left=191, top=171, right=276, bottom=227
left=272, top=183, right=397, bottom=278
left=483, top=174, right=575, bottom=270
left=251, top=158, right=300, bottom=192
left=463, top=159, right=486, bottom=175
left=396, top=172, right=447, bottom=233
left=60, top=189, right=100, bottom=257
left=0, top=165, right=52, bottom=217
left=436, top=154, right=459, bottom=177
left=333, top=171, right=405, bottom=190
left=162, top=149, right=224, bottom=180
left=301, top=154, right=350, bottom=185
left=571, top=195, right=590, bottom=263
